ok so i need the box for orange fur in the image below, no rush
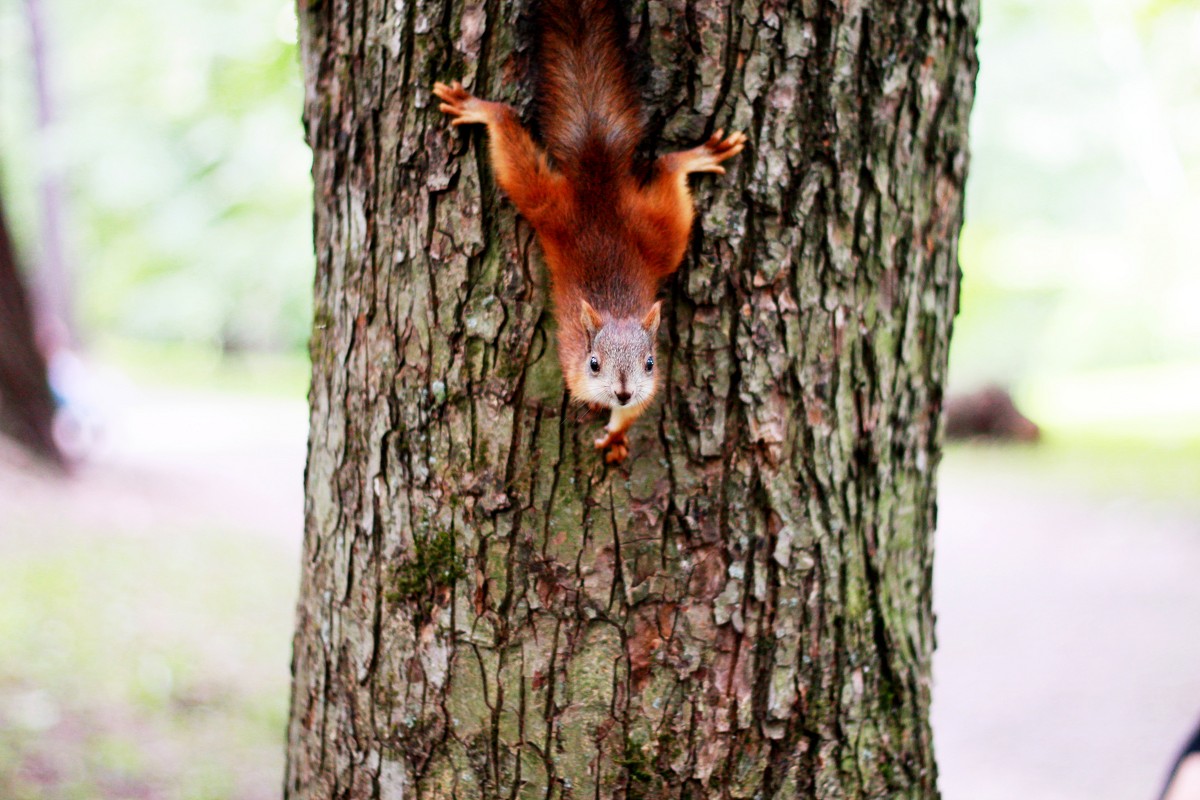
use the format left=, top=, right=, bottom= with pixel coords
left=433, top=0, right=744, bottom=462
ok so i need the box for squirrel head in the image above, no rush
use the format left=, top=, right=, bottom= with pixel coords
left=577, top=299, right=661, bottom=409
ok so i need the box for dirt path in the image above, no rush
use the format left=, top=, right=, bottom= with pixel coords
left=934, top=453, right=1200, bottom=800
left=0, top=378, right=306, bottom=546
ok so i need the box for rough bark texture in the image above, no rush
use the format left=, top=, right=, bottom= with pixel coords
left=0, top=191, right=61, bottom=465
left=286, top=0, right=977, bottom=797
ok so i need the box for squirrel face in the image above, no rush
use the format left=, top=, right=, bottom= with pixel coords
left=578, top=300, right=662, bottom=409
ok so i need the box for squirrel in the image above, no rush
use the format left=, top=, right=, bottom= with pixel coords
left=433, top=0, right=745, bottom=463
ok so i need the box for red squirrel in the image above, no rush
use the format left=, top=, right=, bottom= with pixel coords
left=434, top=0, right=744, bottom=463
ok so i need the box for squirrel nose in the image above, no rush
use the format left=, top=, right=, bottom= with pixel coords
left=615, top=390, right=631, bottom=406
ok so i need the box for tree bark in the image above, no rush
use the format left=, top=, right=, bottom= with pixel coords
left=286, top=0, right=977, bottom=798
left=0, top=190, right=61, bottom=465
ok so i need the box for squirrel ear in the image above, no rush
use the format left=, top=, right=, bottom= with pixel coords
left=580, top=300, right=603, bottom=338
left=641, top=301, right=662, bottom=336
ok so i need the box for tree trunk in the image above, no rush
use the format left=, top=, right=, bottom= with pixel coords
left=0, top=190, right=61, bottom=465
left=25, top=0, right=77, bottom=346
left=286, top=0, right=977, bottom=797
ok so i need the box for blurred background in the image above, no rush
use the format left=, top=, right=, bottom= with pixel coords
left=0, top=0, right=1197, bottom=797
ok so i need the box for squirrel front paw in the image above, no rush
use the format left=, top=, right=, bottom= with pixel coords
left=432, top=80, right=490, bottom=126
left=594, top=430, right=629, bottom=464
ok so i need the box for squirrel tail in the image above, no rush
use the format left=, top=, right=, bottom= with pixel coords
left=536, top=0, right=643, bottom=180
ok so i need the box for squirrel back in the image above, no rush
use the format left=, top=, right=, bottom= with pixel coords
left=535, top=0, right=644, bottom=182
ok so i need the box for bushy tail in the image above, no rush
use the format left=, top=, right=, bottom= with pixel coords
left=536, top=0, right=643, bottom=179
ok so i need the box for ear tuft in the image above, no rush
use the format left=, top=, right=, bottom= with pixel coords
left=641, top=301, right=662, bottom=336
left=580, top=300, right=603, bottom=339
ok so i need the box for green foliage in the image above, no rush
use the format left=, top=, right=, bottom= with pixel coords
left=0, top=0, right=311, bottom=350
left=953, top=0, right=1200, bottom=390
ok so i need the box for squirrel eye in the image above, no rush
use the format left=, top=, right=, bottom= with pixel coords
left=645, top=356, right=654, bottom=373
left=589, top=356, right=600, bottom=374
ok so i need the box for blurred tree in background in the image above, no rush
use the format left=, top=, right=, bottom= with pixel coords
left=0, top=0, right=311, bottom=352
left=0, top=190, right=60, bottom=464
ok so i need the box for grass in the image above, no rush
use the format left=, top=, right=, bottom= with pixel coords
left=0, top=527, right=296, bottom=800
left=94, top=336, right=311, bottom=400
left=944, top=433, right=1200, bottom=510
